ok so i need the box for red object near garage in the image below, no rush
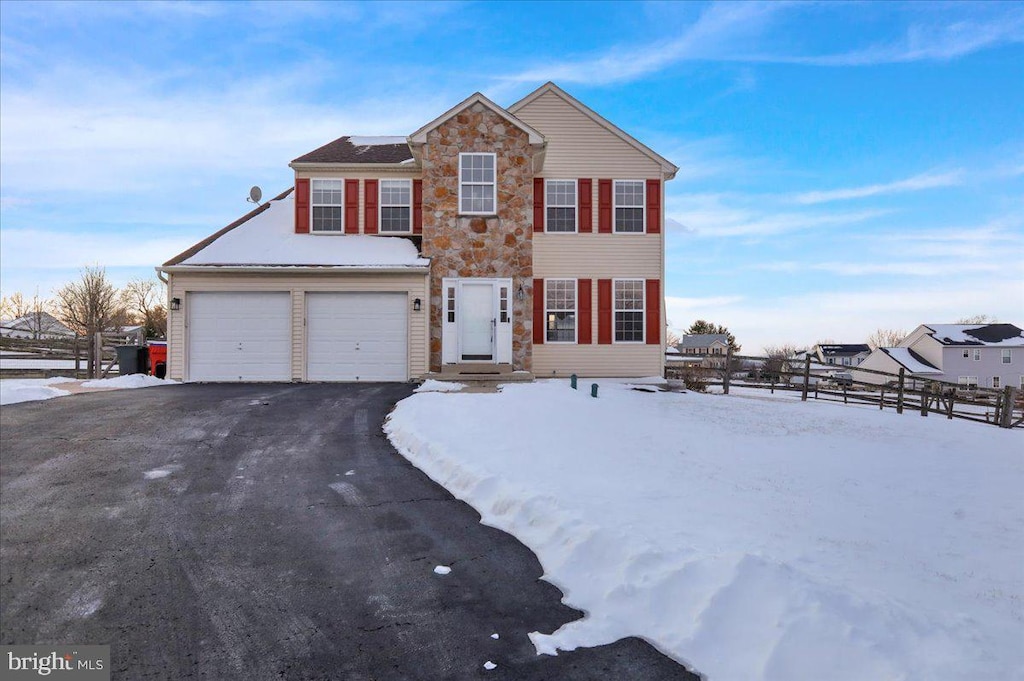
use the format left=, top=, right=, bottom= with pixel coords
left=148, top=341, right=168, bottom=378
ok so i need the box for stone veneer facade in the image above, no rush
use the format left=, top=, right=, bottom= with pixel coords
left=420, top=102, right=537, bottom=372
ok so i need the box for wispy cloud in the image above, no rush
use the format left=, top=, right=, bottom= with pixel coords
left=793, top=170, right=964, bottom=205
left=496, top=4, right=1023, bottom=87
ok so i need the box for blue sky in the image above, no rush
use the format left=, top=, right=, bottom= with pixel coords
left=1, top=0, right=1021, bottom=352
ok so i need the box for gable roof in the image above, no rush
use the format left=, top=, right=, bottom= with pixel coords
left=292, top=136, right=414, bottom=165
left=408, top=92, right=545, bottom=145
left=879, top=347, right=942, bottom=374
left=922, top=323, right=1024, bottom=347
left=680, top=334, right=729, bottom=348
left=509, top=82, right=679, bottom=178
left=0, top=311, right=76, bottom=337
left=816, top=344, right=871, bottom=356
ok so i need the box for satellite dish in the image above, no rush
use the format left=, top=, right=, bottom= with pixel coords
left=247, top=186, right=263, bottom=204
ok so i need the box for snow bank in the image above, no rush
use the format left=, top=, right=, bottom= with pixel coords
left=180, top=197, right=430, bottom=267
left=80, top=374, right=179, bottom=389
left=385, top=381, right=1024, bottom=681
left=0, top=378, right=74, bottom=405
left=414, top=380, right=466, bottom=393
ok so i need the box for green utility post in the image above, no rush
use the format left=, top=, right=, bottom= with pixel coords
left=591, top=383, right=599, bottom=398
left=570, top=374, right=577, bottom=390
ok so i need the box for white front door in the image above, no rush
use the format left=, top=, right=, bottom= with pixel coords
left=459, top=282, right=495, bottom=361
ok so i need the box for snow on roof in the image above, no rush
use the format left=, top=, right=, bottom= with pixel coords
left=924, top=324, right=1024, bottom=347
left=665, top=346, right=681, bottom=355
left=880, top=348, right=942, bottom=375
left=346, top=135, right=408, bottom=146
left=179, top=196, right=429, bottom=268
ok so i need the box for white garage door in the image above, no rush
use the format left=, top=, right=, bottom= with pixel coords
left=188, top=292, right=291, bottom=382
left=307, top=293, right=407, bottom=382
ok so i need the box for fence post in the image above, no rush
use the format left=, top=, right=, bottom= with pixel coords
left=946, top=390, right=954, bottom=420
left=93, top=331, right=103, bottom=379
left=723, top=346, right=732, bottom=395
left=74, top=337, right=81, bottom=379
left=801, top=355, right=811, bottom=402
left=879, top=387, right=885, bottom=410
left=1000, top=386, right=1015, bottom=428
left=896, top=368, right=905, bottom=415
left=920, top=383, right=929, bottom=417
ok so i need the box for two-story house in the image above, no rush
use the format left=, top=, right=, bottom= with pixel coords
left=813, top=343, right=871, bottom=367
left=853, top=323, right=1024, bottom=389
left=677, top=334, right=730, bottom=369
left=157, top=83, right=677, bottom=382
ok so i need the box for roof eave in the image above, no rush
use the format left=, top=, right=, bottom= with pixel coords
left=157, top=264, right=431, bottom=275
left=288, top=161, right=420, bottom=171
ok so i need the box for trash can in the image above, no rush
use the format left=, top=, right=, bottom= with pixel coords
left=115, top=345, right=148, bottom=376
left=148, top=341, right=167, bottom=378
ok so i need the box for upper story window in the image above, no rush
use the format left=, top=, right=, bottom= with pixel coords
left=459, top=153, right=496, bottom=214
left=614, top=279, right=645, bottom=342
left=545, top=279, right=576, bottom=343
left=546, top=180, right=577, bottom=232
left=380, top=179, right=412, bottom=233
left=962, top=349, right=970, bottom=358
left=973, top=348, right=981, bottom=361
left=311, top=179, right=344, bottom=232
left=1002, top=349, right=1012, bottom=364
left=614, top=180, right=645, bottom=233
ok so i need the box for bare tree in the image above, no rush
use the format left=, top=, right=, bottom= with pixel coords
left=55, top=267, right=128, bottom=336
left=0, top=291, right=54, bottom=339
left=867, top=328, right=907, bottom=349
left=956, top=314, right=997, bottom=324
left=666, top=328, right=682, bottom=348
left=762, top=344, right=799, bottom=383
left=121, top=278, right=167, bottom=338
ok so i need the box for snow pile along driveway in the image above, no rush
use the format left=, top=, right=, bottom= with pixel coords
left=385, top=381, right=1024, bottom=681
left=0, top=378, right=75, bottom=405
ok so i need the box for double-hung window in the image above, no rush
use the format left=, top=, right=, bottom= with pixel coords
left=992, top=376, right=1002, bottom=389
left=958, top=376, right=978, bottom=388
left=546, top=180, right=576, bottom=232
left=973, top=349, right=981, bottom=361
left=380, top=179, right=412, bottom=232
left=311, top=179, right=344, bottom=232
left=613, top=279, right=645, bottom=342
left=1002, top=349, right=1012, bottom=364
left=545, top=279, right=576, bottom=343
left=459, top=153, right=496, bottom=214
left=613, top=180, right=644, bottom=233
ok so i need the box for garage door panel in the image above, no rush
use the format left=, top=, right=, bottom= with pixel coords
left=188, top=292, right=291, bottom=382
left=307, top=293, right=407, bottom=382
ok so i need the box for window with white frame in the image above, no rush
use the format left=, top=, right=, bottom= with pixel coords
left=614, top=279, right=644, bottom=342
left=380, top=179, right=412, bottom=232
left=459, top=153, right=496, bottom=214
left=842, top=357, right=851, bottom=366
left=973, top=348, right=981, bottom=361
left=311, top=179, right=344, bottom=232
left=545, top=279, right=576, bottom=342
left=992, top=376, right=1001, bottom=389
left=614, top=180, right=644, bottom=233
left=546, top=180, right=576, bottom=232
left=962, top=349, right=970, bottom=358
left=1002, top=349, right=1012, bottom=364
left=957, top=376, right=978, bottom=387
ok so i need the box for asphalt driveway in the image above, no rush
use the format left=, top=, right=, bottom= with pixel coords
left=1, top=384, right=696, bottom=680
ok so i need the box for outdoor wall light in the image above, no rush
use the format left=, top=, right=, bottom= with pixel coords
left=413, top=298, right=422, bottom=312
left=170, top=297, right=181, bottom=311
left=516, top=284, right=525, bottom=301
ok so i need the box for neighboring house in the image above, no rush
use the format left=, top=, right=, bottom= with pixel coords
left=677, top=334, right=730, bottom=368
left=812, top=343, right=871, bottom=367
left=853, top=323, right=1024, bottom=390
left=0, top=312, right=76, bottom=339
left=158, top=82, right=677, bottom=382
left=852, top=347, right=943, bottom=388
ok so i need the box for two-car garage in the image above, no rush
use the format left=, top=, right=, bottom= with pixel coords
left=171, top=274, right=429, bottom=383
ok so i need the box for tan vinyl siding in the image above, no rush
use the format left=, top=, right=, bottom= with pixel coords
left=533, top=233, right=661, bottom=278
left=293, top=171, right=421, bottom=234
left=513, top=90, right=663, bottom=178
left=533, top=345, right=662, bottom=378
left=166, top=271, right=428, bottom=382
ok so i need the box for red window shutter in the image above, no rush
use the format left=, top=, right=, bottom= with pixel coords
left=646, top=179, right=661, bottom=234
left=645, top=279, right=661, bottom=345
left=578, top=179, right=592, bottom=233
left=598, top=179, right=612, bottom=234
left=533, top=278, right=545, bottom=345
left=597, top=279, right=612, bottom=344
left=364, top=179, right=378, bottom=235
left=413, top=179, right=423, bottom=234
left=344, top=179, right=359, bottom=234
left=295, top=178, right=310, bottom=234
left=533, top=178, right=544, bottom=232
left=577, top=278, right=592, bottom=344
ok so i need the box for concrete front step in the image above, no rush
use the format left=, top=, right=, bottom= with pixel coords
left=423, top=369, right=534, bottom=383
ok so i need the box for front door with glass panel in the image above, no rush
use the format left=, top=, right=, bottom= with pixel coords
left=442, top=278, right=513, bottom=365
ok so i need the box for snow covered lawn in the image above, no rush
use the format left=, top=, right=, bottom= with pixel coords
left=385, top=380, right=1023, bottom=681
left=0, top=375, right=178, bottom=405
